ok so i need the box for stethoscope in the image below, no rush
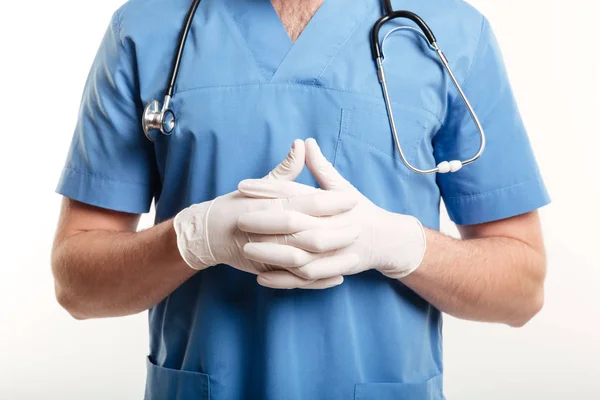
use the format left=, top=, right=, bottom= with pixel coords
left=142, top=0, right=486, bottom=175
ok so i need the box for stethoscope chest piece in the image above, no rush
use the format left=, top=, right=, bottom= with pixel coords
left=142, top=0, right=202, bottom=142
left=143, top=98, right=176, bottom=142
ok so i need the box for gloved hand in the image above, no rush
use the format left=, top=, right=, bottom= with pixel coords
left=236, top=138, right=427, bottom=289
left=173, top=140, right=358, bottom=289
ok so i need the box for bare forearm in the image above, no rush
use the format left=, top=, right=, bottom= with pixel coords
left=401, top=229, right=546, bottom=327
left=52, top=219, right=195, bottom=319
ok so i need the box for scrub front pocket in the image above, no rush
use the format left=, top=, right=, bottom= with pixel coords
left=354, top=374, right=444, bottom=400
left=333, top=105, right=435, bottom=178
left=145, top=356, right=211, bottom=400
left=332, top=105, right=439, bottom=215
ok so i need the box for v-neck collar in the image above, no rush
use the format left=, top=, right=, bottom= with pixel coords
left=219, top=0, right=373, bottom=83
left=219, top=0, right=292, bottom=81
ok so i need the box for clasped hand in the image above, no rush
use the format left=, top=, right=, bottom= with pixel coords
left=174, top=138, right=426, bottom=289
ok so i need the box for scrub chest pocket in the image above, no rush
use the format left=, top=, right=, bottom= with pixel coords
left=333, top=104, right=440, bottom=216
left=333, top=105, right=435, bottom=178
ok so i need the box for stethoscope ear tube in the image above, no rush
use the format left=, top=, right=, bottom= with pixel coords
left=372, top=10, right=485, bottom=174
left=370, top=11, right=436, bottom=60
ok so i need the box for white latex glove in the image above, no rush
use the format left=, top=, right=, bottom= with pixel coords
left=173, top=140, right=358, bottom=289
left=236, top=138, right=426, bottom=288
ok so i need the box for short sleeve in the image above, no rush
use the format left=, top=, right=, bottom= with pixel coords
left=434, top=17, right=550, bottom=225
left=56, top=9, right=156, bottom=214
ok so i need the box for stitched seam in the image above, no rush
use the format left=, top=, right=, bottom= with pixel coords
left=174, top=82, right=443, bottom=124
left=333, top=108, right=351, bottom=165
left=315, top=0, right=377, bottom=82
left=114, top=7, right=125, bottom=49
left=404, top=120, right=427, bottom=181
left=217, top=0, right=269, bottom=81
left=337, top=106, right=430, bottom=172
left=352, top=106, right=429, bottom=130
left=340, top=128, right=429, bottom=176
left=63, top=166, right=151, bottom=187
left=460, top=15, right=487, bottom=88
left=444, top=178, right=542, bottom=201
left=341, top=131, right=405, bottom=160
left=158, top=293, right=171, bottom=370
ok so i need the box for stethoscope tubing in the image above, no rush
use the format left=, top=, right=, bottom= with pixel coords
left=167, top=0, right=202, bottom=98
left=371, top=11, right=486, bottom=174
left=143, top=0, right=486, bottom=175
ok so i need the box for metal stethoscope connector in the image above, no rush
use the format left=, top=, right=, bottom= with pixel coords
left=142, top=95, right=176, bottom=142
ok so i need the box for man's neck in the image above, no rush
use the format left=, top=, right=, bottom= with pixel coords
left=271, top=0, right=325, bottom=42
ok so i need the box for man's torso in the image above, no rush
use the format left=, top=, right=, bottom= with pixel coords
left=115, top=0, right=485, bottom=398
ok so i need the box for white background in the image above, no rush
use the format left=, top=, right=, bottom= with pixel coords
left=1, top=0, right=599, bottom=398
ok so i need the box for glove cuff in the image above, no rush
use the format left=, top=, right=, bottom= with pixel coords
left=380, top=214, right=426, bottom=279
left=173, top=201, right=217, bottom=270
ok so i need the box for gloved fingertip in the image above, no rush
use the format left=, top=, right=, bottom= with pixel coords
left=317, top=276, right=344, bottom=289
left=242, top=241, right=256, bottom=252
left=307, top=137, right=324, bottom=153
left=257, top=275, right=276, bottom=289
left=236, top=215, right=249, bottom=231
left=243, top=242, right=271, bottom=261
left=238, top=179, right=267, bottom=197
left=345, top=193, right=360, bottom=209
left=258, top=274, right=293, bottom=290
left=238, top=179, right=255, bottom=192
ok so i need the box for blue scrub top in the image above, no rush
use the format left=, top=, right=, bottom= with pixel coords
left=57, top=0, right=550, bottom=398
